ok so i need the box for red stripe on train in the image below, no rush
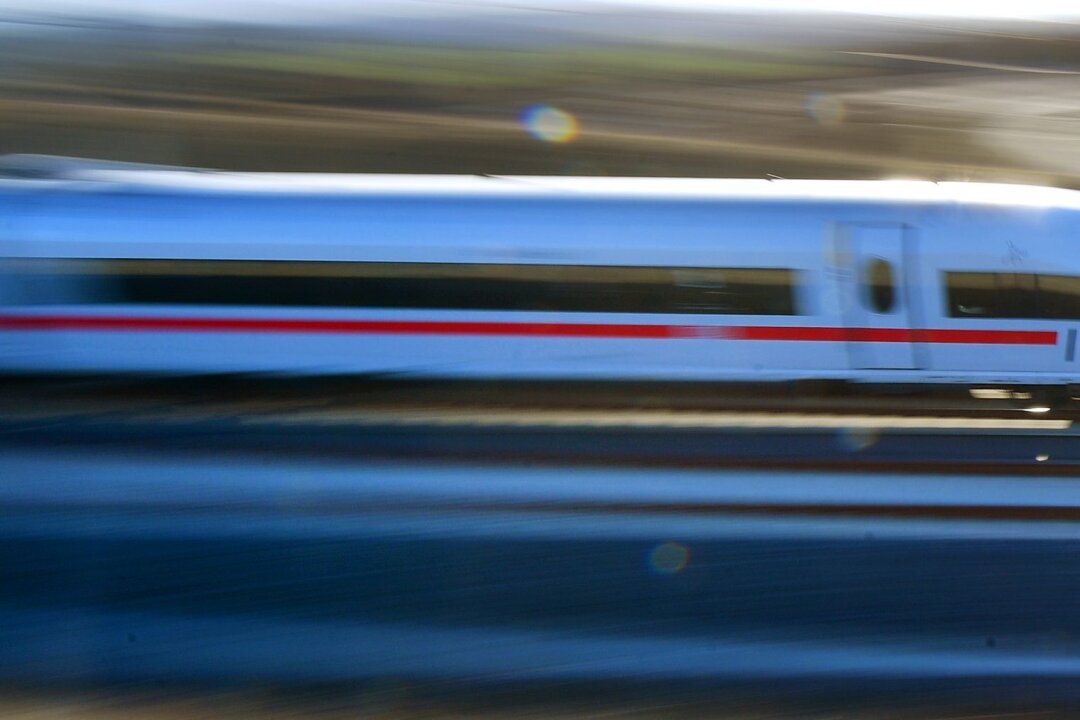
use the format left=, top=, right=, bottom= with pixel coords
left=0, top=315, right=672, bottom=338
left=728, top=326, right=1058, bottom=344
left=0, top=315, right=1058, bottom=345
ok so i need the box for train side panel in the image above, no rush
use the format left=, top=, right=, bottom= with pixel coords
left=914, top=203, right=1080, bottom=385
left=3, top=181, right=1080, bottom=385
left=0, top=192, right=852, bottom=379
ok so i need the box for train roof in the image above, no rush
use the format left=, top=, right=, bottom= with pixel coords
left=3, top=154, right=1080, bottom=210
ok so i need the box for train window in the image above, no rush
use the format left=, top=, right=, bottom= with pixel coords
left=3, top=259, right=801, bottom=316
left=670, top=268, right=794, bottom=315
left=0, top=258, right=96, bottom=305
left=944, top=271, right=1080, bottom=319
left=863, top=257, right=895, bottom=313
left=1033, top=274, right=1080, bottom=319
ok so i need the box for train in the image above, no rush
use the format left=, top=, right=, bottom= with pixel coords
left=2, top=154, right=1080, bottom=392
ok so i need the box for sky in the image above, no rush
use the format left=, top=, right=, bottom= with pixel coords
left=1, top=0, right=1080, bottom=23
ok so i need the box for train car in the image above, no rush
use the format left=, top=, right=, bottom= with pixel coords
left=1, top=155, right=1080, bottom=390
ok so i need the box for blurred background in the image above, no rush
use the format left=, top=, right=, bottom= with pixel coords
left=5, top=3, right=1080, bottom=719
left=1, top=0, right=1079, bottom=183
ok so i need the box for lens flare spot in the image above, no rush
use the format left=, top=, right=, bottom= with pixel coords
left=648, top=542, right=690, bottom=575
left=520, top=104, right=579, bottom=143
left=805, top=92, right=845, bottom=126
left=837, top=427, right=880, bottom=451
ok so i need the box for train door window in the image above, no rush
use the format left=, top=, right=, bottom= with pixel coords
left=863, top=257, right=895, bottom=313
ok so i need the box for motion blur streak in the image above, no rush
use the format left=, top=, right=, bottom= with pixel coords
left=6, top=448, right=1080, bottom=718
left=2, top=2, right=1080, bottom=183
left=4, top=1, right=1080, bottom=718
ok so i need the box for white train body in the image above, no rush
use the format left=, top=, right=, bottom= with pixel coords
left=2, top=161, right=1080, bottom=385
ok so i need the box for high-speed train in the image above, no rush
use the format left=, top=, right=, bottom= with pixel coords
left=2, top=155, right=1080, bottom=389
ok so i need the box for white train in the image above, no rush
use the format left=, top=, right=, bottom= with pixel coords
left=2, top=155, right=1079, bottom=389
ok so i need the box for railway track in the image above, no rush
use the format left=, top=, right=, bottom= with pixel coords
left=0, top=377, right=1074, bottom=472
left=4, top=377, right=1080, bottom=707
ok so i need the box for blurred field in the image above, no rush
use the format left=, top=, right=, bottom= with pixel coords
left=0, top=12, right=1078, bottom=182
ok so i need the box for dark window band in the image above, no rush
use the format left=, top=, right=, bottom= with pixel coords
left=8, top=259, right=798, bottom=316
left=946, top=271, right=1080, bottom=320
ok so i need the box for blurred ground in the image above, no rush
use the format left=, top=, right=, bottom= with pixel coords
left=0, top=690, right=1073, bottom=720
left=0, top=11, right=1078, bottom=183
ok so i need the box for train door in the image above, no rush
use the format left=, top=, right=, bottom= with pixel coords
left=839, top=224, right=919, bottom=370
